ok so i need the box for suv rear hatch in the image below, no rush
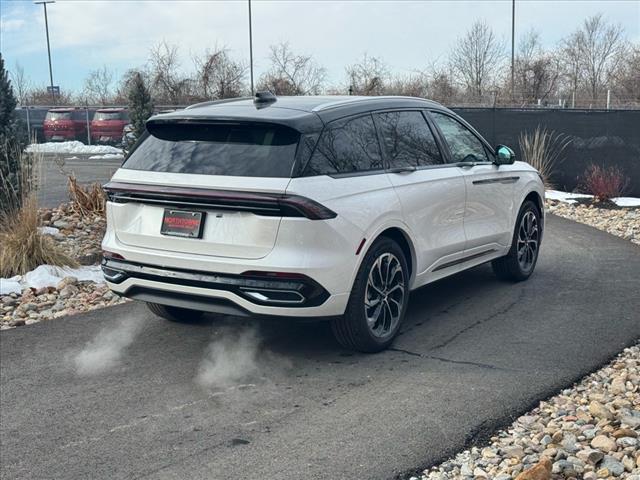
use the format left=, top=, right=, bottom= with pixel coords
left=107, top=121, right=311, bottom=260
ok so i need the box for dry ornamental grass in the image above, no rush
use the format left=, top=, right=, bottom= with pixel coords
left=67, top=175, right=106, bottom=217
left=0, top=196, right=77, bottom=277
left=519, top=127, right=572, bottom=189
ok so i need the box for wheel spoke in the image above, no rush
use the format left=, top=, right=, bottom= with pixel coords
left=364, top=252, right=405, bottom=339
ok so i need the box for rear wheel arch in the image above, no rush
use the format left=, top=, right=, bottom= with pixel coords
left=373, top=227, right=415, bottom=281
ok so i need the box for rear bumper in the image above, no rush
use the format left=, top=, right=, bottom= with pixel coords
left=103, top=258, right=330, bottom=307
left=105, top=269, right=349, bottom=318
left=44, top=131, right=76, bottom=141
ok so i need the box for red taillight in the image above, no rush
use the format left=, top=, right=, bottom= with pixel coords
left=279, top=195, right=337, bottom=220
left=102, top=182, right=337, bottom=221
left=102, top=250, right=125, bottom=260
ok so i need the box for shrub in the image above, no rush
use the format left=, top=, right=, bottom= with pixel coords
left=580, top=164, right=629, bottom=202
left=0, top=53, right=29, bottom=215
left=127, top=71, right=154, bottom=144
left=519, top=126, right=571, bottom=189
left=0, top=196, right=77, bottom=277
left=68, top=175, right=106, bottom=217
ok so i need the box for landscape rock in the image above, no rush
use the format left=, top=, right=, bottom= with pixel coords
left=421, top=344, right=640, bottom=480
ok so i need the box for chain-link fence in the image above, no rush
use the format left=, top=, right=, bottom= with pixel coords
left=16, top=91, right=640, bottom=145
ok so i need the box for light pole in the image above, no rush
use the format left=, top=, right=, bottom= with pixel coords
left=248, top=0, right=254, bottom=95
left=511, top=0, right=515, bottom=100
left=34, top=0, right=56, bottom=103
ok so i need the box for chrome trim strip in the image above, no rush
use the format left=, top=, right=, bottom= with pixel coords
left=472, top=176, right=520, bottom=185
left=109, top=194, right=281, bottom=213
left=240, top=287, right=306, bottom=304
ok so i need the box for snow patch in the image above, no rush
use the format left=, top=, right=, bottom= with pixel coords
left=0, top=277, right=22, bottom=295
left=1, top=265, right=104, bottom=294
left=546, top=190, right=593, bottom=204
left=26, top=141, right=122, bottom=155
left=612, top=197, right=640, bottom=208
left=546, top=190, right=640, bottom=208
left=88, top=153, right=124, bottom=160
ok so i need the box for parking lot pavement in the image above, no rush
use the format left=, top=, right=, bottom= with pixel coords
left=37, top=154, right=122, bottom=208
left=1, top=215, right=639, bottom=480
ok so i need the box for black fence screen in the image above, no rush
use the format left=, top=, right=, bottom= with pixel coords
left=452, top=108, right=640, bottom=196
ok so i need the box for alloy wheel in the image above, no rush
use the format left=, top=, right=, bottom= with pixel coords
left=517, top=210, right=539, bottom=271
left=364, top=253, right=405, bottom=338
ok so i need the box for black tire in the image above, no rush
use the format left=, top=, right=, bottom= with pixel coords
left=331, top=236, right=410, bottom=353
left=146, top=302, right=204, bottom=322
left=492, top=200, right=542, bottom=282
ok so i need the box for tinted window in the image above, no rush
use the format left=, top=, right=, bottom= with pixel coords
left=304, top=114, right=382, bottom=176
left=123, top=123, right=300, bottom=177
left=46, top=111, right=72, bottom=121
left=431, top=112, right=488, bottom=164
left=376, top=111, right=442, bottom=168
left=94, top=111, right=124, bottom=121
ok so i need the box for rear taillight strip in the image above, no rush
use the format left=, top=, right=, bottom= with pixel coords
left=103, top=181, right=337, bottom=220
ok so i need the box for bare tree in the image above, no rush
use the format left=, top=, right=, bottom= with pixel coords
left=10, top=62, right=30, bottom=105
left=611, top=43, right=640, bottom=105
left=385, top=74, right=428, bottom=97
left=450, top=20, right=505, bottom=97
left=514, top=29, right=561, bottom=104
left=423, top=60, right=459, bottom=103
left=82, top=66, right=114, bottom=104
left=575, top=14, right=627, bottom=101
left=346, top=54, right=389, bottom=96
left=559, top=31, right=584, bottom=103
left=193, top=47, right=246, bottom=99
left=258, top=42, right=326, bottom=95
left=148, top=41, right=192, bottom=103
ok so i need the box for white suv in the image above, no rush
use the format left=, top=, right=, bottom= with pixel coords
left=102, top=94, right=544, bottom=352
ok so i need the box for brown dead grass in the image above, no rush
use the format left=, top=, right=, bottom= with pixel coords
left=68, top=175, right=106, bottom=217
left=0, top=196, right=77, bottom=277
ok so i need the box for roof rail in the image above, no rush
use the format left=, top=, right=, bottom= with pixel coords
left=311, top=95, right=433, bottom=112
left=185, top=97, right=251, bottom=110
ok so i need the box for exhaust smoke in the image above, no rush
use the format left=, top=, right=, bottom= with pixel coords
left=72, top=317, right=144, bottom=376
left=196, top=328, right=263, bottom=388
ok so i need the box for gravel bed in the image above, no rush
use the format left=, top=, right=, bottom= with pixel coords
left=41, top=203, right=106, bottom=264
left=1, top=203, right=128, bottom=330
left=419, top=344, right=640, bottom=480
left=1, top=277, right=126, bottom=328
left=546, top=200, right=640, bottom=246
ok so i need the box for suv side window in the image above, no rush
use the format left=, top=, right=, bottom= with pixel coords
left=304, top=114, right=382, bottom=176
left=376, top=111, right=442, bottom=168
left=430, top=112, right=488, bottom=164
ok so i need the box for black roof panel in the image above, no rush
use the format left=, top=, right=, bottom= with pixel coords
left=150, top=95, right=446, bottom=133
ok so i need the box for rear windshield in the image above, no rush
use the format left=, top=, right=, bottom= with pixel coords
left=46, top=111, right=72, bottom=121
left=94, top=111, right=124, bottom=121
left=122, top=123, right=300, bottom=177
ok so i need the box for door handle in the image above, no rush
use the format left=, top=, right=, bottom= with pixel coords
left=387, top=166, right=416, bottom=174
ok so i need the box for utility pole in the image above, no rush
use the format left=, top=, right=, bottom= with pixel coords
left=35, top=0, right=56, bottom=103
left=248, top=0, right=254, bottom=95
left=511, top=0, right=515, bottom=100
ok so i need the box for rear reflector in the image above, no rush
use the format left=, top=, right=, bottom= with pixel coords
left=102, top=250, right=125, bottom=260
left=103, top=182, right=337, bottom=220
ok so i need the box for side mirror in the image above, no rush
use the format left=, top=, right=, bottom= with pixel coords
left=495, top=145, right=515, bottom=165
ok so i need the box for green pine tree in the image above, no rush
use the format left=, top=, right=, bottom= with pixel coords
left=0, top=53, right=29, bottom=215
left=127, top=71, right=154, bottom=144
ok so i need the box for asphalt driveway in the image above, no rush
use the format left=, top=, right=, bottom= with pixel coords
left=1, top=215, right=639, bottom=480
left=38, top=154, right=122, bottom=208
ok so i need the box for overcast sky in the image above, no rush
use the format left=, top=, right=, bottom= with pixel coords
left=1, top=0, right=639, bottom=93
